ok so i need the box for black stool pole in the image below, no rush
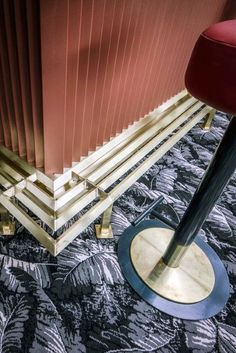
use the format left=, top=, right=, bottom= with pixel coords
left=163, top=116, right=236, bottom=267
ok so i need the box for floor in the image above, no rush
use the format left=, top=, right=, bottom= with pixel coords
left=0, top=111, right=235, bottom=353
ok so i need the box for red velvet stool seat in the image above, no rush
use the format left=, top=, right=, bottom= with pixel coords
left=118, top=20, right=236, bottom=320
left=185, top=19, right=236, bottom=114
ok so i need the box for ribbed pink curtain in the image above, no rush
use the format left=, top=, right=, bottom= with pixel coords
left=1, top=0, right=234, bottom=174
left=0, top=0, right=44, bottom=168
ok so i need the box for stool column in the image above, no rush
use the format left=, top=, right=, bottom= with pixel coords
left=163, top=116, right=236, bottom=268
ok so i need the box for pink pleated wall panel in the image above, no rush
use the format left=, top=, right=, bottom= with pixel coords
left=1, top=0, right=236, bottom=174
left=0, top=0, right=44, bottom=167
left=40, top=0, right=229, bottom=174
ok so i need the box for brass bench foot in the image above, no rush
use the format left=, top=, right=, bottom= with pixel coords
left=201, top=108, right=216, bottom=130
left=0, top=205, right=15, bottom=236
left=95, top=205, right=113, bottom=239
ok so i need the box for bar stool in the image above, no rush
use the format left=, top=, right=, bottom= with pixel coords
left=118, top=19, right=236, bottom=320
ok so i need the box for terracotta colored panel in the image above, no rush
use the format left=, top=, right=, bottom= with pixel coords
left=40, top=0, right=69, bottom=174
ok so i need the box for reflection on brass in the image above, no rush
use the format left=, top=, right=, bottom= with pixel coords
left=130, top=228, right=215, bottom=304
left=0, top=90, right=213, bottom=255
left=95, top=204, right=113, bottom=239
left=163, top=244, right=188, bottom=268
left=201, top=108, right=216, bottom=130
left=0, top=222, right=15, bottom=236
left=95, top=224, right=113, bottom=239
left=0, top=205, right=15, bottom=236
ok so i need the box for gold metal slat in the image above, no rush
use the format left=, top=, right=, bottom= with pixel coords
left=0, top=146, right=35, bottom=176
left=110, top=106, right=211, bottom=201
left=87, top=98, right=198, bottom=184
left=55, top=195, right=113, bottom=255
left=0, top=174, right=12, bottom=189
left=79, top=94, right=191, bottom=179
left=54, top=180, right=87, bottom=210
left=16, top=186, right=99, bottom=231
left=55, top=188, right=98, bottom=230
left=26, top=180, right=54, bottom=209
left=0, top=161, right=24, bottom=182
left=52, top=90, right=190, bottom=191
left=25, top=178, right=87, bottom=211
left=0, top=91, right=212, bottom=255
left=0, top=193, right=56, bottom=255
left=55, top=106, right=211, bottom=254
left=97, top=102, right=205, bottom=190
left=15, top=190, right=55, bottom=229
left=36, top=170, right=55, bottom=192
left=0, top=169, right=18, bottom=185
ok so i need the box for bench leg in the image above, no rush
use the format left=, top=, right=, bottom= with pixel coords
left=201, top=108, right=216, bottom=130
left=0, top=205, right=15, bottom=236
left=95, top=204, right=113, bottom=239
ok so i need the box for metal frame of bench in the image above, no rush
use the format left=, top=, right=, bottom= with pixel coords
left=0, top=90, right=213, bottom=255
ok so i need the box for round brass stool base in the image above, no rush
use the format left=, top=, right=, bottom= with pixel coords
left=130, top=227, right=215, bottom=304
left=118, top=220, right=230, bottom=320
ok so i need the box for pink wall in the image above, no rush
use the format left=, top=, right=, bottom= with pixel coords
left=40, top=0, right=228, bottom=174
left=1, top=0, right=235, bottom=174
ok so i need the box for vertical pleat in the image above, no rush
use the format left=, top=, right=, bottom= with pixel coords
left=78, top=0, right=96, bottom=157
left=26, top=0, right=44, bottom=169
left=0, top=2, right=19, bottom=153
left=92, top=0, right=117, bottom=150
left=40, top=0, right=69, bottom=174
left=2, top=0, right=26, bottom=158
left=63, top=0, right=82, bottom=168
left=14, top=0, right=35, bottom=163
left=73, top=0, right=94, bottom=161
left=0, top=110, right=4, bottom=145
left=133, top=0, right=162, bottom=122
left=0, top=62, right=12, bottom=149
left=119, top=0, right=149, bottom=132
left=81, top=0, right=106, bottom=154
left=0, top=0, right=44, bottom=166
left=108, top=0, right=136, bottom=140
left=115, top=0, right=142, bottom=134
left=101, top=0, right=126, bottom=144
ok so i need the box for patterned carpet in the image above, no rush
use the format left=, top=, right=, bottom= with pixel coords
left=0, top=111, right=236, bottom=353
